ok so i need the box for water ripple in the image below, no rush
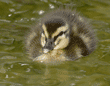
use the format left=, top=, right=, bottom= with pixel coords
left=0, top=19, right=11, bottom=23
left=0, top=38, right=14, bottom=45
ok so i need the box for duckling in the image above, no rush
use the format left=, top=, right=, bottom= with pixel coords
left=25, top=8, right=96, bottom=63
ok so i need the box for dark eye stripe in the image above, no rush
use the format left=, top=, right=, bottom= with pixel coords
left=54, top=30, right=68, bottom=41
left=54, top=31, right=62, bottom=41
left=45, top=37, right=47, bottom=41
left=54, top=36, right=58, bottom=42
left=58, top=31, right=64, bottom=36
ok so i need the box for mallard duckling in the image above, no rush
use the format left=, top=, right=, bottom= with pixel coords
left=25, top=8, right=96, bottom=63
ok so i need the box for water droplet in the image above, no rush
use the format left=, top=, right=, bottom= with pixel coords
left=6, top=74, right=8, bottom=78
left=38, top=10, right=45, bottom=15
left=8, top=14, right=12, bottom=17
left=21, top=63, right=29, bottom=66
left=9, top=8, right=15, bottom=12
left=26, top=68, right=31, bottom=72
left=49, top=4, right=55, bottom=9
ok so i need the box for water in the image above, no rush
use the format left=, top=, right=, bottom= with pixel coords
left=0, top=0, right=110, bottom=86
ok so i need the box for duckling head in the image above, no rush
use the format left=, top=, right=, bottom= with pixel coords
left=40, top=17, right=70, bottom=54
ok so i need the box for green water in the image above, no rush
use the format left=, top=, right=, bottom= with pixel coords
left=0, top=0, right=110, bottom=86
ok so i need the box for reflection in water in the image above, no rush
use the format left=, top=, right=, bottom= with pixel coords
left=40, top=63, right=70, bottom=85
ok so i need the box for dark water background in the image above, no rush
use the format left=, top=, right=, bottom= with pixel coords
left=0, top=0, right=110, bottom=86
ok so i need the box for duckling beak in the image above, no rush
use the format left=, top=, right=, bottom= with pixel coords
left=43, top=49, right=50, bottom=53
left=43, top=38, right=55, bottom=53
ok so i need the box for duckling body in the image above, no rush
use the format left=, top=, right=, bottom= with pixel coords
left=26, top=8, right=96, bottom=63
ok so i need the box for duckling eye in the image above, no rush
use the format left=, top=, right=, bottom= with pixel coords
left=45, top=37, right=47, bottom=41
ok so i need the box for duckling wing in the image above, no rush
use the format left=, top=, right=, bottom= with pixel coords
left=70, top=20, right=96, bottom=57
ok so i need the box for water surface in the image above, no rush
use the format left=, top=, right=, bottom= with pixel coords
left=0, top=0, right=110, bottom=86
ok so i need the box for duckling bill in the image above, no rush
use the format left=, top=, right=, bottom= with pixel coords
left=26, top=8, right=96, bottom=63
